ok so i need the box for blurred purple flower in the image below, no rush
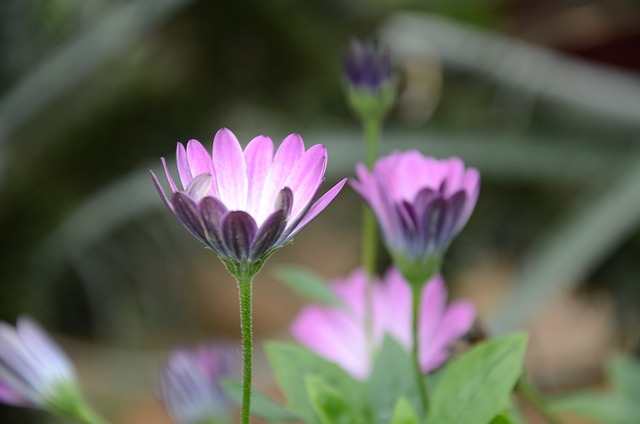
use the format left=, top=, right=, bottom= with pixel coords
left=291, top=267, right=475, bottom=380
left=159, top=343, right=238, bottom=424
left=151, top=128, right=347, bottom=264
left=351, top=152, right=479, bottom=284
left=343, top=39, right=393, bottom=93
left=0, top=316, right=77, bottom=409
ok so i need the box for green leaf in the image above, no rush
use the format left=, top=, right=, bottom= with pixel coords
left=273, top=265, right=343, bottom=307
left=220, top=379, right=299, bottom=422
left=489, top=414, right=516, bottom=424
left=390, top=398, right=420, bottom=424
left=305, top=375, right=360, bottom=424
left=609, top=356, right=640, bottom=401
left=266, top=342, right=366, bottom=423
left=427, top=333, right=528, bottom=424
left=367, top=335, right=422, bottom=422
left=550, top=392, right=640, bottom=424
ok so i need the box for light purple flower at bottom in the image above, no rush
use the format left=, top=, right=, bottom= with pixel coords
left=291, top=267, right=475, bottom=380
left=0, top=316, right=78, bottom=409
left=158, top=343, right=238, bottom=424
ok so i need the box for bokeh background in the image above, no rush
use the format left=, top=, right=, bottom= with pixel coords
left=2, top=0, right=640, bottom=422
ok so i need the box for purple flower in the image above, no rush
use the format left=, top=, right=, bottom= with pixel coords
left=0, top=317, right=78, bottom=409
left=158, top=343, right=238, bottom=424
left=151, top=128, right=347, bottom=265
left=343, top=39, right=393, bottom=93
left=291, top=268, right=475, bottom=380
left=351, top=152, right=479, bottom=284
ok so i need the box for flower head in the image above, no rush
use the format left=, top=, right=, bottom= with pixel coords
left=292, top=268, right=474, bottom=379
left=0, top=316, right=79, bottom=411
left=351, top=152, right=479, bottom=285
left=343, top=39, right=396, bottom=121
left=158, top=343, right=238, bottom=424
left=151, top=128, right=347, bottom=268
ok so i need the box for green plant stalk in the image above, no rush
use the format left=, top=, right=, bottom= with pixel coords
left=361, top=117, right=381, bottom=350
left=72, top=403, right=109, bottom=424
left=515, top=376, right=560, bottom=424
left=237, top=276, right=254, bottom=424
left=411, top=284, right=429, bottom=414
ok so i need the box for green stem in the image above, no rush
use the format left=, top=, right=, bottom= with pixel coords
left=515, top=376, right=561, bottom=424
left=73, top=403, right=109, bottom=424
left=411, top=284, right=429, bottom=415
left=361, top=117, right=381, bottom=350
left=237, top=276, right=254, bottom=424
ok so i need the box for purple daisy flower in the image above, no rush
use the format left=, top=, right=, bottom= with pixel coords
left=0, top=317, right=77, bottom=409
left=291, top=267, right=475, bottom=380
left=158, top=343, right=238, bottom=424
left=351, top=151, right=479, bottom=284
left=151, top=128, right=347, bottom=264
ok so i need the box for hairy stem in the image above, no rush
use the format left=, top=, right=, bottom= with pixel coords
left=237, top=276, right=254, bottom=424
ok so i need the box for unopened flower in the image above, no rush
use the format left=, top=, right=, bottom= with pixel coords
left=291, top=267, right=475, bottom=379
left=0, top=317, right=81, bottom=412
left=158, top=343, right=238, bottom=424
left=151, top=128, right=347, bottom=272
left=343, top=39, right=396, bottom=121
left=351, top=152, right=479, bottom=285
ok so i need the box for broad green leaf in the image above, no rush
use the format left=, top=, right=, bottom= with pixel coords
left=609, top=356, right=640, bottom=401
left=427, top=333, right=527, bottom=424
left=273, top=265, right=343, bottom=307
left=489, top=414, right=516, bottom=424
left=367, top=336, right=422, bottom=422
left=266, top=342, right=366, bottom=423
left=305, top=375, right=360, bottom=424
left=391, top=398, right=420, bottom=424
left=550, top=392, right=640, bottom=424
left=220, top=379, right=299, bottom=421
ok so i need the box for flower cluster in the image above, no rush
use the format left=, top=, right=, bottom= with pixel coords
left=291, top=267, right=475, bottom=379
left=151, top=128, right=347, bottom=267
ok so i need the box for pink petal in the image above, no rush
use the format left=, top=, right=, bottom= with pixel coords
left=418, top=276, right=447, bottom=346
left=420, top=300, right=475, bottom=372
left=161, top=157, right=179, bottom=193
left=291, top=307, right=369, bottom=379
left=288, top=178, right=347, bottom=238
left=331, top=268, right=368, bottom=319
left=374, top=268, right=411, bottom=349
left=212, top=128, right=248, bottom=211
left=150, top=170, right=172, bottom=211
left=176, top=142, right=192, bottom=189
left=258, top=134, right=304, bottom=223
left=186, top=140, right=218, bottom=198
left=17, top=317, right=73, bottom=384
left=284, top=144, right=327, bottom=222
left=244, top=136, right=274, bottom=220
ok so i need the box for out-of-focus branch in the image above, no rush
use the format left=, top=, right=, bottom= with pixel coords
left=0, top=0, right=194, bottom=172
left=380, top=13, right=640, bottom=126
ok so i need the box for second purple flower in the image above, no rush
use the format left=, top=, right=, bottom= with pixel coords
left=152, top=128, right=347, bottom=264
left=351, top=151, right=480, bottom=284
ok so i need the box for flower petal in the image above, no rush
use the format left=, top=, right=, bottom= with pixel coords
left=172, top=192, right=207, bottom=244
left=220, top=211, right=257, bottom=261
left=244, top=136, right=274, bottom=219
left=186, top=173, right=213, bottom=201
left=284, top=144, right=327, bottom=221
left=288, top=178, right=347, bottom=238
left=161, top=157, right=179, bottom=193
left=199, top=197, right=228, bottom=254
left=249, top=209, right=287, bottom=261
left=258, top=134, right=304, bottom=223
left=212, top=128, right=248, bottom=211
left=176, top=143, right=192, bottom=189
left=275, top=187, right=293, bottom=216
left=150, top=170, right=172, bottom=211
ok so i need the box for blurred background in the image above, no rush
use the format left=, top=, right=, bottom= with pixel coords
left=1, top=0, right=640, bottom=422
